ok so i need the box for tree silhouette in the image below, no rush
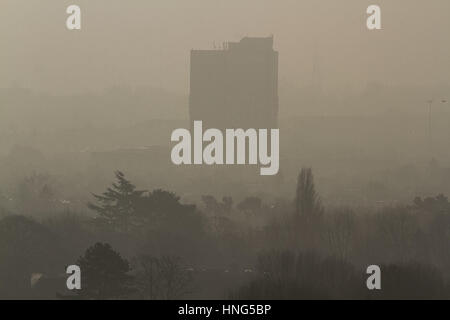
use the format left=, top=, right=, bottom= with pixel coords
left=413, top=194, right=450, bottom=214
left=201, top=195, right=234, bottom=216
left=88, top=171, right=146, bottom=231
left=134, top=255, right=192, bottom=300
left=326, top=208, right=355, bottom=261
left=144, top=189, right=183, bottom=217
left=16, top=173, right=57, bottom=215
left=0, top=215, right=61, bottom=298
left=76, top=242, right=132, bottom=299
left=295, top=168, right=323, bottom=217
left=237, top=197, right=262, bottom=215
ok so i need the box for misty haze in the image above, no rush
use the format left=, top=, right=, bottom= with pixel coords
left=1, top=0, right=450, bottom=300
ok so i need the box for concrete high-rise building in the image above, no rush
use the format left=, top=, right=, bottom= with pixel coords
left=189, top=36, right=278, bottom=129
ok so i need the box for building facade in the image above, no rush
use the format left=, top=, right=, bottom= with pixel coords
left=189, top=36, right=278, bottom=130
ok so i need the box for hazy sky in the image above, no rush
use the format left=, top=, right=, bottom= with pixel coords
left=1, top=0, right=449, bottom=94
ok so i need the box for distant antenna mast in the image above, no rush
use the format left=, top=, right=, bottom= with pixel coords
left=312, top=41, right=322, bottom=96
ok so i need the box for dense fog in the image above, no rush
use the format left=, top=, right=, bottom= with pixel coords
left=1, top=0, right=450, bottom=299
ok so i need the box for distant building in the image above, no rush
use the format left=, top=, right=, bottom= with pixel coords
left=189, top=36, right=278, bottom=129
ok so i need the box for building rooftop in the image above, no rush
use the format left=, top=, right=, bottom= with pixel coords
left=192, top=36, right=275, bottom=52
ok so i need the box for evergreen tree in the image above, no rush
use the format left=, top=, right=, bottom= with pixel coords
left=88, top=171, right=146, bottom=231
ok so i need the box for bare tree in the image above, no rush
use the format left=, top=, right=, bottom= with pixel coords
left=134, top=255, right=161, bottom=300
left=326, top=209, right=355, bottom=261
left=158, top=256, right=192, bottom=299
left=134, top=255, right=192, bottom=300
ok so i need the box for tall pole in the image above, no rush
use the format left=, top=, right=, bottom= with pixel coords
left=427, top=99, right=448, bottom=159
left=427, top=99, right=433, bottom=157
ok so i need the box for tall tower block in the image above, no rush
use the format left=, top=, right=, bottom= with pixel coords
left=189, top=36, right=279, bottom=130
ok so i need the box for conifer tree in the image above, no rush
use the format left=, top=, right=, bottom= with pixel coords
left=88, top=171, right=146, bottom=231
